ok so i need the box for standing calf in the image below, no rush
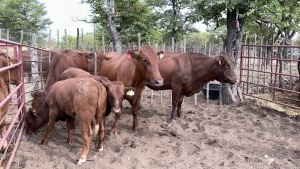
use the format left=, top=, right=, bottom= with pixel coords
left=25, top=78, right=107, bottom=165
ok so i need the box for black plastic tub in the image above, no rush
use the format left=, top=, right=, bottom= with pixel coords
left=202, top=83, right=220, bottom=100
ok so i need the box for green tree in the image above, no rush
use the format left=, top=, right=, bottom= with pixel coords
left=146, top=0, right=198, bottom=47
left=82, top=0, right=161, bottom=51
left=0, top=0, right=52, bottom=44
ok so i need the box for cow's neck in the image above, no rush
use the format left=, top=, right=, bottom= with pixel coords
left=191, top=56, right=219, bottom=87
left=130, top=60, right=147, bottom=88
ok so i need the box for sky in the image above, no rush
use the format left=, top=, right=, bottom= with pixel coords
left=39, top=0, right=94, bottom=37
left=39, top=0, right=207, bottom=38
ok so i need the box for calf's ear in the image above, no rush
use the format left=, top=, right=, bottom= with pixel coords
left=127, top=50, right=139, bottom=60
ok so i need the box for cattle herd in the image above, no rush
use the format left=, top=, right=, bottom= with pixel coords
left=1, top=46, right=237, bottom=166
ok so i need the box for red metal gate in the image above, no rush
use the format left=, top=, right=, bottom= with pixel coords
left=240, top=44, right=300, bottom=112
left=0, top=39, right=26, bottom=168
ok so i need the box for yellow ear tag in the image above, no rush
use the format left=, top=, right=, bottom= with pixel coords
left=126, top=90, right=135, bottom=96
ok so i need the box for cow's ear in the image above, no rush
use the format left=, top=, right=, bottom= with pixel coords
left=9, top=59, right=18, bottom=66
left=127, top=50, right=139, bottom=60
left=216, top=57, right=224, bottom=65
left=99, top=77, right=110, bottom=88
left=157, top=51, right=164, bottom=59
left=124, top=87, right=135, bottom=96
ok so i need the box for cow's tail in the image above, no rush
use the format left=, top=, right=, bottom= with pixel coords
left=93, top=84, right=106, bottom=137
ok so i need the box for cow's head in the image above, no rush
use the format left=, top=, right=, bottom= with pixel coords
left=25, top=91, right=48, bottom=134
left=0, top=56, right=20, bottom=85
left=214, top=52, right=237, bottom=85
left=127, top=45, right=163, bottom=86
left=99, top=77, right=134, bottom=114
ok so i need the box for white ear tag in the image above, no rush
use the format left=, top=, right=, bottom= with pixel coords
left=159, top=53, right=164, bottom=59
left=126, top=89, right=135, bottom=96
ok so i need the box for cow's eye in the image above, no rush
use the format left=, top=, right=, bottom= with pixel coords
left=142, top=58, right=149, bottom=65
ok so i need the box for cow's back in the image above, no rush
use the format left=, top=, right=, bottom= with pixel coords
left=100, top=52, right=137, bottom=86
left=46, top=78, right=106, bottom=114
left=44, top=52, right=89, bottom=90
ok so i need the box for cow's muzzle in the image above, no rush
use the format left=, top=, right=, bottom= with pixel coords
left=154, top=79, right=163, bottom=86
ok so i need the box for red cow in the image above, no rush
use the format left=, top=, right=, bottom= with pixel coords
left=43, top=49, right=95, bottom=91
left=98, top=45, right=163, bottom=132
left=0, top=56, right=20, bottom=151
left=148, top=52, right=237, bottom=120
left=25, top=78, right=107, bottom=165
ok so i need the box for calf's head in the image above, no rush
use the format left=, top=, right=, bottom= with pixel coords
left=99, top=77, right=134, bottom=114
left=127, top=45, right=163, bottom=86
left=214, top=52, right=237, bottom=85
left=25, top=91, right=48, bottom=134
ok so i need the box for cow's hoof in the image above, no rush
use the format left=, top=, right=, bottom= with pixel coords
left=98, top=147, right=104, bottom=152
left=77, top=158, right=86, bottom=165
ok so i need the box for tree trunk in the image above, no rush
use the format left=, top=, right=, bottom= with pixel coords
left=222, top=9, right=244, bottom=104
left=171, top=0, right=178, bottom=46
left=107, top=0, right=122, bottom=52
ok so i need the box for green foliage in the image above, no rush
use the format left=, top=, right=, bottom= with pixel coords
left=145, top=0, right=198, bottom=45
left=0, top=0, right=52, bottom=44
left=82, top=0, right=161, bottom=46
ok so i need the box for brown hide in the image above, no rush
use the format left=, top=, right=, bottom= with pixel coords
left=0, top=56, right=20, bottom=85
left=43, top=49, right=92, bottom=91
left=0, top=54, right=20, bottom=151
left=0, top=78, right=9, bottom=150
left=98, top=45, right=163, bottom=132
left=25, top=78, right=107, bottom=164
left=148, top=52, right=237, bottom=120
left=59, top=67, right=126, bottom=115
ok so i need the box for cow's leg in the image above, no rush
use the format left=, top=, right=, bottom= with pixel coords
left=77, top=119, right=93, bottom=165
left=41, top=108, right=58, bottom=145
left=96, top=117, right=105, bottom=151
left=110, top=102, right=123, bottom=134
left=0, top=118, right=8, bottom=151
left=170, top=85, right=182, bottom=120
left=110, top=112, right=122, bottom=134
left=66, top=118, right=75, bottom=143
left=130, top=89, right=143, bottom=132
left=177, top=94, right=184, bottom=118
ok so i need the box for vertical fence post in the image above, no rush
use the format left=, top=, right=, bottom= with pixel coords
left=183, top=35, right=186, bottom=53
left=102, top=30, right=105, bottom=54
left=57, top=29, right=60, bottom=50
left=6, top=29, right=9, bottom=40
left=81, top=28, right=85, bottom=50
left=0, top=28, right=2, bottom=38
left=19, top=30, right=23, bottom=44
left=196, top=38, right=199, bottom=53
left=48, top=29, right=52, bottom=64
left=76, top=28, right=79, bottom=49
left=94, top=27, right=97, bottom=76
left=65, top=29, right=68, bottom=49
left=29, top=33, right=39, bottom=90
left=138, top=33, right=141, bottom=50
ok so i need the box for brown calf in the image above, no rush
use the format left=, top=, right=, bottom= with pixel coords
left=59, top=67, right=135, bottom=134
left=25, top=78, right=107, bottom=165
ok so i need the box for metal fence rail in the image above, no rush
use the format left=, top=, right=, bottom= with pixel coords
left=240, top=44, right=300, bottom=111
left=0, top=39, right=26, bottom=169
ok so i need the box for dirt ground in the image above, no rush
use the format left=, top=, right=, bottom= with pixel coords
left=12, top=88, right=300, bottom=169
